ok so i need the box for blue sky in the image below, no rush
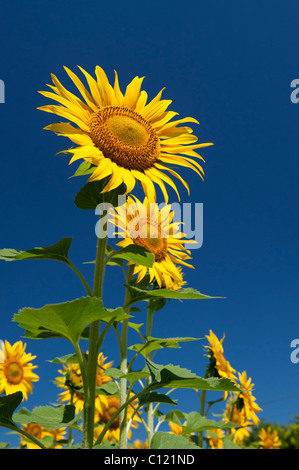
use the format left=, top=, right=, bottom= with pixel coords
left=0, top=0, right=299, bottom=446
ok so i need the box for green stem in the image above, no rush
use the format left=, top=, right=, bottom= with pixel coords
left=68, top=261, right=93, bottom=297
left=198, top=370, right=209, bottom=448
left=145, top=306, right=155, bottom=444
left=82, top=230, right=107, bottom=449
left=119, top=265, right=134, bottom=449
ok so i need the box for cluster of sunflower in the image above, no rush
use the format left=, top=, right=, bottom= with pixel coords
left=0, top=66, right=282, bottom=450
left=203, top=330, right=281, bottom=449
left=0, top=337, right=281, bottom=449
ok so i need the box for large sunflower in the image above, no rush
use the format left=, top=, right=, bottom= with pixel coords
left=38, top=66, right=213, bottom=202
left=0, top=340, right=39, bottom=401
left=110, top=195, right=195, bottom=290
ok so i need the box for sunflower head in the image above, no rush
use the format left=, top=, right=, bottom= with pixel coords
left=110, top=195, right=195, bottom=290
left=94, top=394, right=141, bottom=443
left=0, top=340, right=39, bottom=401
left=38, top=65, right=213, bottom=202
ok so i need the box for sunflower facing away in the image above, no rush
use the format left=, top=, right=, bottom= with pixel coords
left=110, top=195, right=195, bottom=290
left=0, top=340, right=39, bottom=401
left=38, top=66, right=213, bottom=202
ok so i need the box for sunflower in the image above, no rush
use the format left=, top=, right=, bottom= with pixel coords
left=20, top=423, right=46, bottom=449
left=110, top=195, right=195, bottom=290
left=0, top=340, right=39, bottom=401
left=131, top=439, right=149, bottom=449
left=237, top=371, right=262, bottom=426
left=258, top=426, right=281, bottom=449
left=168, top=421, right=186, bottom=435
left=20, top=424, right=66, bottom=449
left=55, top=351, right=113, bottom=414
left=38, top=66, right=213, bottom=202
left=205, top=330, right=237, bottom=382
left=206, top=428, right=225, bottom=449
left=223, top=400, right=252, bottom=445
left=94, top=395, right=141, bottom=443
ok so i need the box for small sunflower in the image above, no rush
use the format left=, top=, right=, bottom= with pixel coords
left=20, top=424, right=66, bottom=449
left=258, top=426, right=281, bottom=449
left=20, top=423, right=46, bottom=449
left=55, top=352, right=112, bottom=414
left=224, top=400, right=252, bottom=445
left=237, top=371, right=262, bottom=426
left=38, top=65, right=213, bottom=202
left=205, top=330, right=237, bottom=382
left=168, top=421, right=186, bottom=435
left=131, top=439, right=149, bottom=449
left=206, top=428, right=225, bottom=449
left=94, top=395, right=141, bottom=443
left=0, top=340, right=39, bottom=401
left=110, top=195, right=195, bottom=290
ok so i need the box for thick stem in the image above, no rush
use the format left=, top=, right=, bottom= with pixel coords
left=145, top=306, right=155, bottom=444
left=119, top=265, right=134, bottom=449
left=82, top=230, right=107, bottom=449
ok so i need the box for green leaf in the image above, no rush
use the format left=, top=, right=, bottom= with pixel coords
left=129, top=336, right=199, bottom=358
left=0, top=392, right=23, bottom=428
left=164, top=409, right=187, bottom=425
left=181, top=411, right=240, bottom=434
left=74, top=177, right=126, bottom=210
left=0, top=238, right=73, bottom=265
left=96, top=382, right=119, bottom=396
left=49, top=353, right=82, bottom=364
left=14, top=405, right=77, bottom=431
left=145, top=359, right=240, bottom=392
left=111, top=245, right=155, bottom=268
left=14, top=297, right=127, bottom=345
left=126, top=285, right=223, bottom=300
left=223, top=434, right=242, bottom=449
left=139, top=392, right=177, bottom=407
left=150, top=431, right=198, bottom=449
left=118, top=370, right=150, bottom=385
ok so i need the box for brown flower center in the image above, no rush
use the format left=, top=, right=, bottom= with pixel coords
left=4, top=359, right=24, bottom=384
left=89, top=106, right=159, bottom=170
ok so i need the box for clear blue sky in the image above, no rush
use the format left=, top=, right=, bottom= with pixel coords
left=0, top=0, right=298, bottom=446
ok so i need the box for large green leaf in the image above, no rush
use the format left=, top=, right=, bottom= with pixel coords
left=74, top=177, right=126, bottom=210
left=145, top=359, right=240, bottom=393
left=126, top=285, right=222, bottom=300
left=13, top=297, right=127, bottom=345
left=14, top=404, right=78, bottom=430
left=0, top=238, right=73, bottom=264
left=150, top=431, right=198, bottom=449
